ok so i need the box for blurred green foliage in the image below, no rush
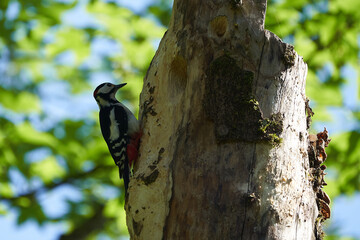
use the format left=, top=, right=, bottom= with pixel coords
left=267, top=0, right=360, bottom=194
left=0, top=0, right=359, bottom=239
left=266, top=0, right=359, bottom=239
left=0, top=0, right=167, bottom=239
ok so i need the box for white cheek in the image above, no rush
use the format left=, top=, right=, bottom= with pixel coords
left=104, top=86, right=113, bottom=94
left=98, top=85, right=112, bottom=94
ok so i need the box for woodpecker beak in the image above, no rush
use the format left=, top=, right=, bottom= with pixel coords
left=116, top=83, right=127, bottom=89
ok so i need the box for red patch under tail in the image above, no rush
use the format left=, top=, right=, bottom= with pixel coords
left=127, top=131, right=142, bottom=166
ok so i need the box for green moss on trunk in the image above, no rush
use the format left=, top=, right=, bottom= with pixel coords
left=204, top=55, right=283, bottom=145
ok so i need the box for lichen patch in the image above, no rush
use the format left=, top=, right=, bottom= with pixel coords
left=210, top=15, right=228, bottom=37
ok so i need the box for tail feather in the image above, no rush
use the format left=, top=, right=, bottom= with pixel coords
left=121, top=158, right=130, bottom=194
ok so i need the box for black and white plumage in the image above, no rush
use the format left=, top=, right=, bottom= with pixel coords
left=93, top=82, right=140, bottom=192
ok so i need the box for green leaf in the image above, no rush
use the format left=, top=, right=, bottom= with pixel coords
left=306, top=71, right=342, bottom=106
left=45, top=28, right=90, bottom=64
left=319, top=19, right=336, bottom=46
left=294, top=31, right=317, bottom=60
left=309, top=49, right=334, bottom=68
left=15, top=122, right=59, bottom=148
left=30, top=156, right=66, bottom=184
left=17, top=200, right=46, bottom=225
left=0, top=88, right=40, bottom=113
left=1, top=148, right=18, bottom=165
left=310, top=106, right=332, bottom=122
left=330, top=0, right=360, bottom=14
left=132, top=17, right=166, bottom=39
left=0, top=203, right=7, bottom=215
left=0, top=183, right=13, bottom=198
left=326, top=131, right=360, bottom=194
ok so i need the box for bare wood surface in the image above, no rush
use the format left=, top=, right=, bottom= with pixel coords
left=126, top=1, right=316, bottom=239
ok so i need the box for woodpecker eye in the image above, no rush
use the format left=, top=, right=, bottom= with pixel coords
left=107, top=83, right=112, bottom=87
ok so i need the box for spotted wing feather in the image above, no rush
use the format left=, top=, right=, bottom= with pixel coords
left=99, top=105, right=130, bottom=191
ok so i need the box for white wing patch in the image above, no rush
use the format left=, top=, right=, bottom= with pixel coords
left=109, top=108, right=120, bottom=142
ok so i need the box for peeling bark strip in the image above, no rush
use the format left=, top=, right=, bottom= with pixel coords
left=127, top=0, right=318, bottom=239
left=308, top=126, right=331, bottom=240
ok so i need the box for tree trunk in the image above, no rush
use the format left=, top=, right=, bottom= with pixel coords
left=126, top=0, right=318, bottom=239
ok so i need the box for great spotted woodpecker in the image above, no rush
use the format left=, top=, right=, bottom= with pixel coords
left=93, top=82, right=141, bottom=193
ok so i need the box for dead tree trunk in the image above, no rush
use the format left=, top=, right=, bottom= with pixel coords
left=126, top=0, right=319, bottom=239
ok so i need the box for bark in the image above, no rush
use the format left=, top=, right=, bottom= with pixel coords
left=126, top=0, right=318, bottom=239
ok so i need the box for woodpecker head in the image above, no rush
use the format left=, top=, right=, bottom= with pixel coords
left=93, top=82, right=127, bottom=107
